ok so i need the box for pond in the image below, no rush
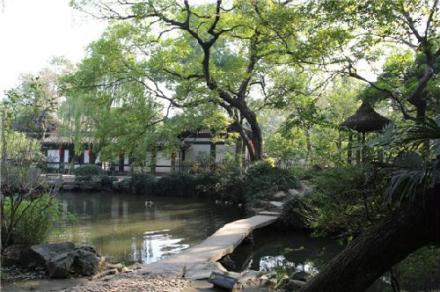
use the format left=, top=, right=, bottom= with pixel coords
left=50, top=192, right=244, bottom=265
left=228, top=226, right=344, bottom=273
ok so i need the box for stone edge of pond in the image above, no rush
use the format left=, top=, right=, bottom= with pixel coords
left=137, top=214, right=280, bottom=280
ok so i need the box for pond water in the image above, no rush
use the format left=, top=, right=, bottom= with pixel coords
left=229, top=226, right=344, bottom=273
left=50, top=192, right=343, bottom=272
left=50, top=192, right=243, bottom=265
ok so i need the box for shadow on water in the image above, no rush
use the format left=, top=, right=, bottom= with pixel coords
left=50, top=192, right=244, bottom=265
left=228, top=225, right=345, bottom=273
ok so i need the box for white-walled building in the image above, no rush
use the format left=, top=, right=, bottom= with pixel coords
left=42, top=130, right=244, bottom=175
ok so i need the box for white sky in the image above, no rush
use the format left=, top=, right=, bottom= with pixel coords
left=0, top=0, right=381, bottom=101
left=0, top=0, right=107, bottom=96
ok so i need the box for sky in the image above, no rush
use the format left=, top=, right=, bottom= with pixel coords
left=0, top=0, right=380, bottom=99
left=0, top=0, right=107, bottom=95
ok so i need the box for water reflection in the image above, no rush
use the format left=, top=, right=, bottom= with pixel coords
left=230, top=227, right=344, bottom=273
left=50, top=192, right=243, bottom=265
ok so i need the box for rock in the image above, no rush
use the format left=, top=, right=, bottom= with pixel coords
left=30, top=242, right=75, bottom=266
left=254, top=200, right=271, bottom=208
left=47, top=252, right=75, bottom=278
left=269, top=201, right=284, bottom=208
left=290, top=270, right=311, bottom=281
left=282, top=279, right=306, bottom=291
left=299, top=180, right=315, bottom=195
left=92, top=268, right=119, bottom=280
left=2, top=244, right=32, bottom=267
left=121, top=266, right=133, bottom=273
left=208, top=271, right=239, bottom=290
left=78, top=245, right=99, bottom=256
left=238, top=270, right=262, bottom=289
left=106, top=263, right=124, bottom=271
left=26, top=242, right=101, bottom=278
left=258, top=211, right=281, bottom=216
left=273, top=191, right=288, bottom=200
left=288, top=189, right=301, bottom=197
left=71, top=248, right=99, bottom=276
left=184, top=262, right=228, bottom=280
left=219, top=255, right=236, bottom=271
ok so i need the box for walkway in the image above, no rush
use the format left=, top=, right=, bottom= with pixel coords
left=140, top=214, right=280, bottom=279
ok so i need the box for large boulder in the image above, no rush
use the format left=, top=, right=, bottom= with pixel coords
left=46, top=247, right=100, bottom=278
left=2, top=245, right=39, bottom=269
left=29, top=243, right=99, bottom=278
left=71, top=247, right=100, bottom=276
left=2, top=242, right=100, bottom=278
left=47, top=252, right=75, bottom=278
left=30, top=242, right=75, bottom=267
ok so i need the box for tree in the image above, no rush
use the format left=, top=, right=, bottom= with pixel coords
left=60, top=27, right=233, bottom=168
left=70, top=0, right=350, bottom=161
left=5, top=58, right=72, bottom=139
left=315, top=0, right=440, bottom=123
left=300, top=1, right=440, bottom=290
left=59, top=28, right=165, bottom=162
left=262, top=78, right=361, bottom=167
left=0, top=99, right=60, bottom=248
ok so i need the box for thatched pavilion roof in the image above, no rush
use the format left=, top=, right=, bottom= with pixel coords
left=340, top=102, right=391, bottom=133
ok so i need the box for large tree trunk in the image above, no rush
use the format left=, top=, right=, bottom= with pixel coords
left=237, top=103, right=263, bottom=161
left=300, top=184, right=440, bottom=292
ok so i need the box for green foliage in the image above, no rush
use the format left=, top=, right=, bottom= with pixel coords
left=2, top=194, right=62, bottom=246
left=73, top=165, right=115, bottom=189
left=245, top=160, right=300, bottom=202
left=393, top=246, right=440, bottom=291
left=263, top=78, right=362, bottom=167
left=130, top=174, right=156, bottom=195
left=280, top=197, right=315, bottom=230
left=153, top=173, right=198, bottom=197
left=0, top=131, right=43, bottom=165
left=306, top=166, right=388, bottom=237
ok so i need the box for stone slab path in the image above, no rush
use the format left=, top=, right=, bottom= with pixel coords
left=140, top=214, right=279, bottom=279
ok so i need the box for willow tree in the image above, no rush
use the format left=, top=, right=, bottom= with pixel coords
left=71, top=0, right=349, bottom=161
left=60, top=26, right=165, bottom=162
left=60, top=24, right=234, bottom=166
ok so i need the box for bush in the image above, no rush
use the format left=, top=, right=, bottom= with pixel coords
left=112, top=177, right=131, bottom=192
left=100, top=175, right=116, bottom=188
left=154, top=173, right=197, bottom=196
left=73, top=165, right=105, bottom=176
left=305, top=165, right=389, bottom=237
left=280, top=197, right=315, bottom=230
left=109, top=158, right=300, bottom=205
left=393, top=246, right=440, bottom=291
left=244, top=160, right=300, bottom=202
left=130, top=174, right=156, bottom=195
left=2, top=194, right=62, bottom=246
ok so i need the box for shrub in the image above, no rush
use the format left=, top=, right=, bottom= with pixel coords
left=393, top=246, right=440, bottom=291
left=305, top=165, right=389, bottom=237
left=244, top=160, right=300, bottom=202
left=108, top=158, right=300, bottom=205
left=130, top=174, right=156, bottom=195
left=2, top=194, right=62, bottom=246
left=112, top=177, right=131, bottom=192
left=73, top=165, right=105, bottom=176
left=280, top=197, right=315, bottom=230
left=100, top=175, right=116, bottom=188
left=154, top=173, right=197, bottom=196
